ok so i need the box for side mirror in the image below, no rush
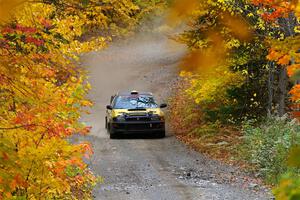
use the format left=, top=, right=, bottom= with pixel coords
left=110, top=95, right=115, bottom=103
left=106, top=105, right=113, bottom=110
left=160, top=103, right=167, bottom=108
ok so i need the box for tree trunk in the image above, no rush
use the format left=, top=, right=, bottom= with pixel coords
left=267, top=62, right=274, bottom=115
left=278, top=67, right=287, bottom=116
left=276, top=14, right=296, bottom=116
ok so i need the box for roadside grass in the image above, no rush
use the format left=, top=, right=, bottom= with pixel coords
left=241, top=116, right=300, bottom=184
left=168, top=81, right=300, bottom=188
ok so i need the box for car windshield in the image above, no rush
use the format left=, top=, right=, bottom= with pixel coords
left=113, top=95, right=158, bottom=109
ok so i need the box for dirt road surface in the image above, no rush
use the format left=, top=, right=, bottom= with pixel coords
left=79, top=31, right=272, bottom=200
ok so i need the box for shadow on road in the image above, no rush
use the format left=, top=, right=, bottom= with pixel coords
left=109, top=133, right=172, bottom=140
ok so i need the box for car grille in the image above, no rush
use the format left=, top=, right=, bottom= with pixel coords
left=126, top=123, right=163, bottom=130
left=125, top=116, right=151, bottom=121
left=127, top=123, right=151, bottom=130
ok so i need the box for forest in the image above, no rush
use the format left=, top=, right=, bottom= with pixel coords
left=168, top=0, right=300, bottom=199
left=1, top=0, right=300, bottom=199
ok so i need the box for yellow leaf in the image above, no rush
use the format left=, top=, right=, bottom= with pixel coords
left=0, top=0, right=25, bottom=21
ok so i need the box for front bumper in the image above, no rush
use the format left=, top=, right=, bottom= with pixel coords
left=110, top=121, right=165, bottom=134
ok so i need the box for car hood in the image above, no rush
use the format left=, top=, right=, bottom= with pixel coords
left=111, top=108, right=163, bottom=118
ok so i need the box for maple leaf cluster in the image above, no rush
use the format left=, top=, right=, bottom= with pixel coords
left=252, top=0, right=293, bottom=21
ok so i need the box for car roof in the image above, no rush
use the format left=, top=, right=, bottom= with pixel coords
left=117, top=91, right=153, bottom=96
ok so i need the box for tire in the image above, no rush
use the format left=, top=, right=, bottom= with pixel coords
left=157, top=131, right=165, bottom=138
left=109, top=132, right=118, bottom=139
left=107, top=124, right=118, bottom=139
left=105, top=117, right=108, bottom=129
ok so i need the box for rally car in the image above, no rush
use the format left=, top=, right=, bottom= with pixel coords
left=105, top=91, right=167, bottom=139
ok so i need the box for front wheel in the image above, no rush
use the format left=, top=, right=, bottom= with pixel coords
left=109, top=132, right=118, bottom=139
left=157, top=131, right=165, bottom=138
left=107, top=124, right=118, bottom=139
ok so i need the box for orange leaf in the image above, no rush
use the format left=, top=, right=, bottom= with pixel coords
left=278, top=55, right=291, bottom=65
left=287, top=64, right=300, bottom=77
left=267, top=49, right=282, bottom=61
left=2, top=152, right=9, bottom=160
left=9, top=179, right=17, bottom=190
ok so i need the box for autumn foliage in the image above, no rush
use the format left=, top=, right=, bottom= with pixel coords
left=167, top=0, right=300, bottom=199
left=168, top=0, right=300, bottom=119
left=0, top=0, right=148, bottom=199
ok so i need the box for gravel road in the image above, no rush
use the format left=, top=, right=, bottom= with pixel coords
left=79, top=31, right=272, bottom=200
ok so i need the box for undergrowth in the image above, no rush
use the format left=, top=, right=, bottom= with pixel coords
left=168, top=81, right=243, bottom=164
left=169, top=81, right=300, bottom=187
left=241, top=116, right=300, bottom=184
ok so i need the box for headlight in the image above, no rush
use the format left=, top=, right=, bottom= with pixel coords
left=113, top=115, right=126, bottom=122
left=151, top=115, right=164, bottom=121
